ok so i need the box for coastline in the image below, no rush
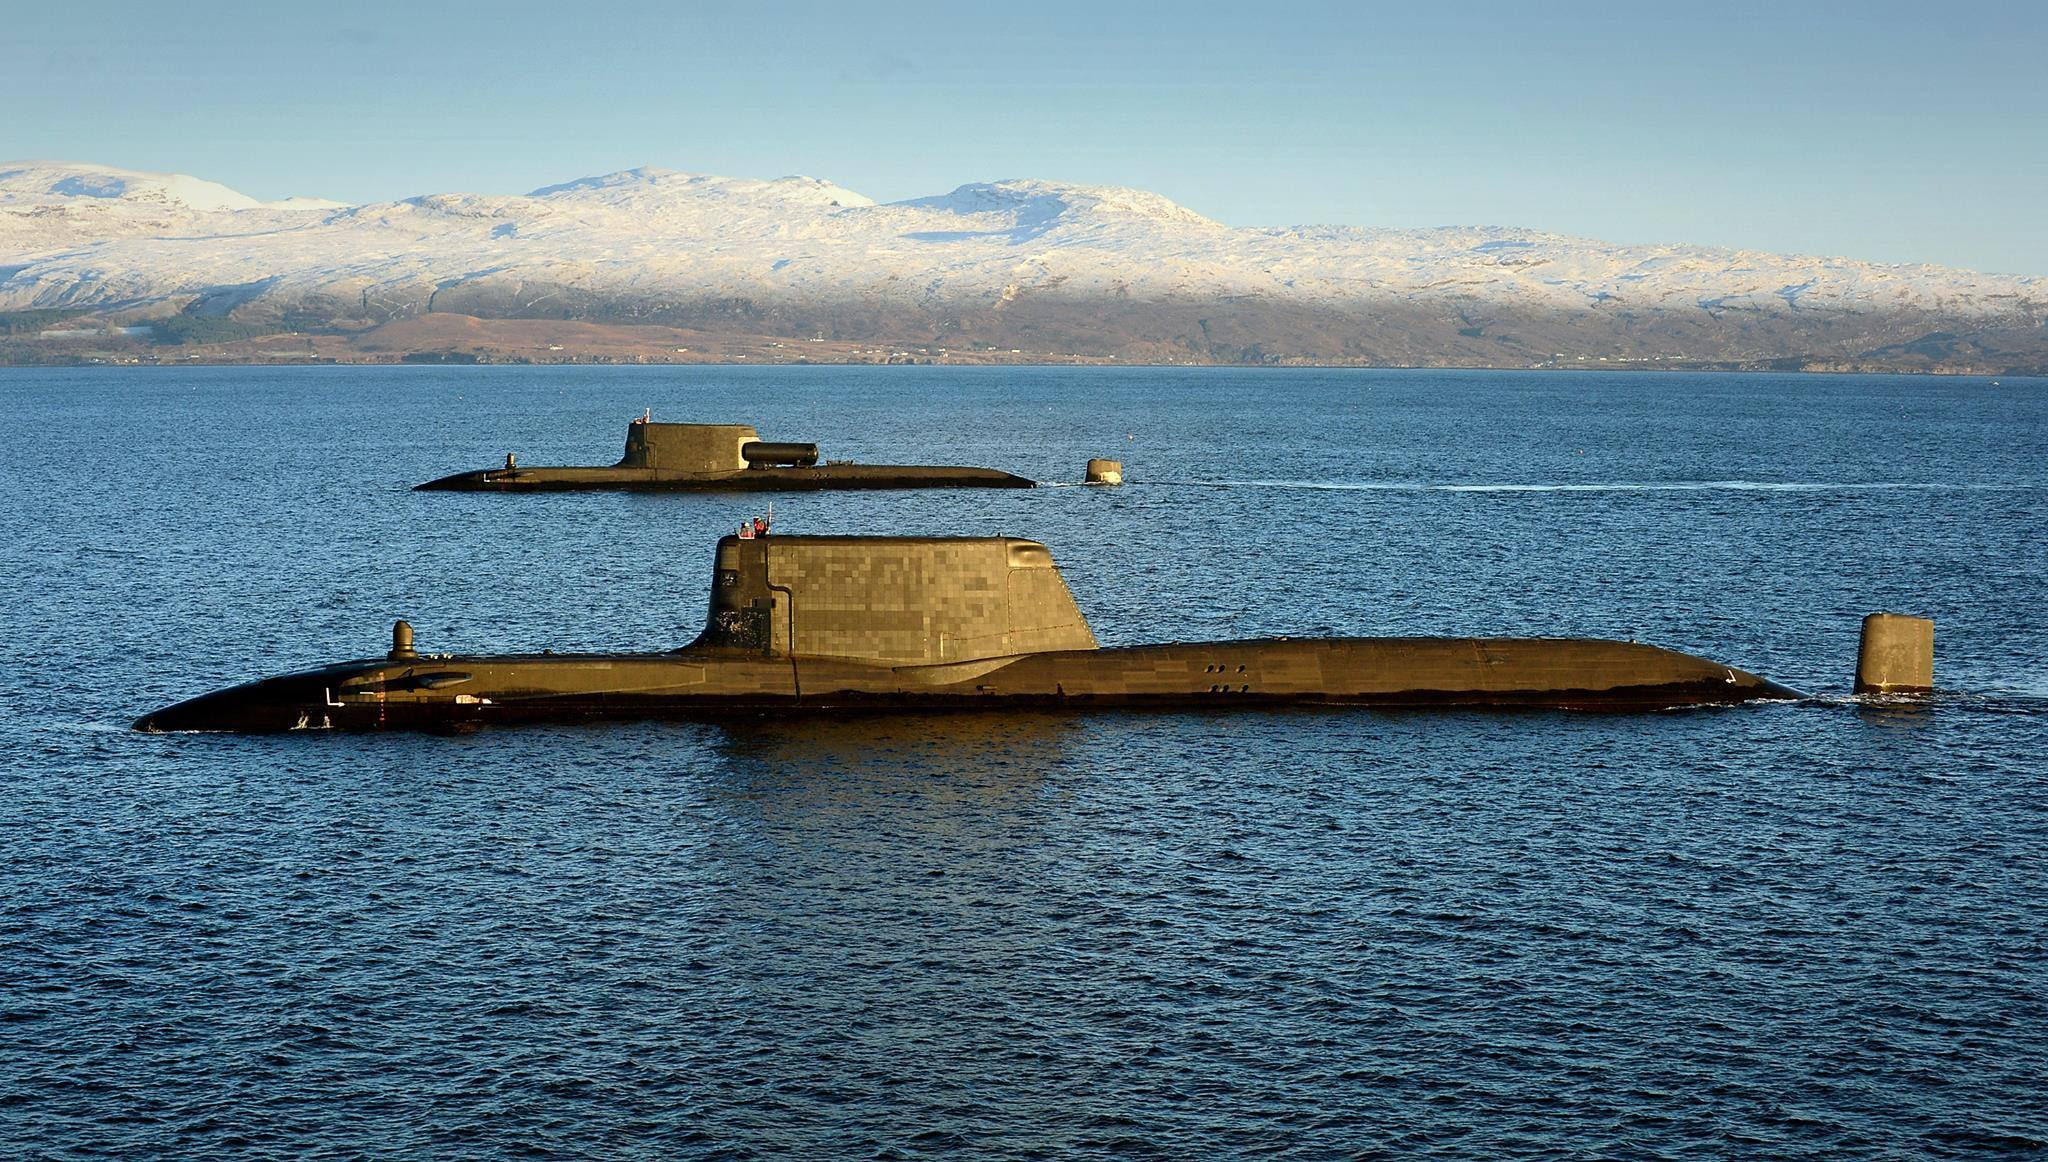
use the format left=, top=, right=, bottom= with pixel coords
left=3, top=312, right=2040, bottom=376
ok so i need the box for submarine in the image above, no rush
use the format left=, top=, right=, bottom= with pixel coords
left=134, top=534, right=1807, bottom=733
left=416, top=416, right=1035, bottom=492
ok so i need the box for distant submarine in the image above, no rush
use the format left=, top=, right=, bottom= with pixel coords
left=134, top=534, right=1811, bottom=733
left=415, top=416, right=1035, bottom=492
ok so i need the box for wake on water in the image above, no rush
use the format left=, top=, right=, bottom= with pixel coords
left=1140, top=479, right=2036, bottom=494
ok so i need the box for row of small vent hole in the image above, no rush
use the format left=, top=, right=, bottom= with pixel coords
left=1206, top=662, right=1249, bottom=694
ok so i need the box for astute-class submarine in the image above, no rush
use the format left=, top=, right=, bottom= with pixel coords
left=415, top=417, right=1035, bottom=492
left=134, top=535, right=1803, bottom=733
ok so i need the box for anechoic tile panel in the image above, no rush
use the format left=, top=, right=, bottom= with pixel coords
left=755, top=539, right=1097, bottom=663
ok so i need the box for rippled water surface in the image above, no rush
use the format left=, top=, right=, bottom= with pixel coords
left=3, top=366, right=2045, bottom=1157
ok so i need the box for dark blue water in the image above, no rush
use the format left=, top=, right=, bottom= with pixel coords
left=3, top=366, right=2044, bottom=1158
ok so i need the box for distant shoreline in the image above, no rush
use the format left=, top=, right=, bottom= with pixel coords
left=4, top=354, right=2036, bottom=378
left=4, top=354, right=2037, bottom=377
left=3, top=312, right=2039, bottom=377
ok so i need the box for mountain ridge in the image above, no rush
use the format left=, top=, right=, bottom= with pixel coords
left=3, top=161, right=2043, bottom=372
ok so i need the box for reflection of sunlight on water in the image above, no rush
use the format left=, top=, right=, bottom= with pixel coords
left=1850, top=698, right=1939, bottom=731
left=700, top=712, right=1083, bottom=826
left=691, top=715, right=1095, bottom=993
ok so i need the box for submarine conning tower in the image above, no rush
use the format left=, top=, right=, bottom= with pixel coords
left=693, top=535, right=1099, bottom=664
left=618, top=422, right=759, bottom=473
left=617, top=422, right=822, bottom=473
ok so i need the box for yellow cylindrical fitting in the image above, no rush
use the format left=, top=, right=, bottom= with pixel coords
left=1085, top=458, right=1123, bottom=485
left=1855, top=613, right=1933, bottom=695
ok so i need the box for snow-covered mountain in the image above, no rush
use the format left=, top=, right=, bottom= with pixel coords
left=3, top=160, right=2043, bottom=369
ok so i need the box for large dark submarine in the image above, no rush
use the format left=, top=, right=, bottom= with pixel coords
left=416, top=417, right=1035, bottom=492
left=134, top=535, right=1813, bottom=733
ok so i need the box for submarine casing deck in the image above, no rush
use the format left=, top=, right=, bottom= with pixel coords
left=417, top=464, right=1035, bottom=491
left=133, top=637, right=1799, bottom=733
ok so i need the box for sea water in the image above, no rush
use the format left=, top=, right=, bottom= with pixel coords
left=2, top=366, right=2043, bottom=1156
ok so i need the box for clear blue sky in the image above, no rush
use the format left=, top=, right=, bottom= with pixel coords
left=7, top=0, right=2044, bottom=274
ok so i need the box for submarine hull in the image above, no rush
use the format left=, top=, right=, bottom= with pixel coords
left=134, top=536, right=1801, bottom=735
left=134, top=638, right=1802, bottom=733
left=415, top=464, right=1035, bottom=492
left=418, top=422, right=1033, bottom=491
